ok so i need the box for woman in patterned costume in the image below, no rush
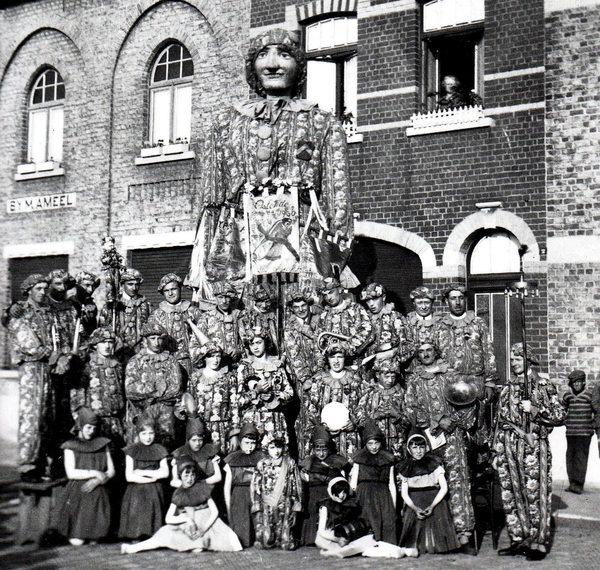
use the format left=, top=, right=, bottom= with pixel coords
left=493, top=343, right=566, bottom=561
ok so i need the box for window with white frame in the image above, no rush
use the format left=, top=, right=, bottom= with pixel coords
left=421, top=0, right=484, bottom=113
left=27, top=68, right=64, bottom=164
left=149, top=44, right=193, bottom=146
left=304, top=15, right=358, bottom=138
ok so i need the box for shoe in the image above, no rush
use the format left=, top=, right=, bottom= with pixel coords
left=461, top=543, right=477, bottom=556
left=526, top=549, right=547, bottom=561
left=567, top=485, right=583, bottom=494
left=498, top=542, right=524, bottom=556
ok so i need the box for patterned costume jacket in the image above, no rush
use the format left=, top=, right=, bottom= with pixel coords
left=301, top=368, right=363, bottom=458
left=189, top=98, right=352, bottom=289
left=251, top=455, right=302, bottom=550
left=148, top=300, right=203, bottom=374
left=237, top=355, right=293, bottom=439
left=316, top=299, right=373, bottom=364
left=192, top=307, right=242, bottom=363
left=125, top=350, right=182, bottom=447
left=404, top=360, right=477, bottom=535
left=70, top=351, right=125, bottom=445
left=365, top=303, right=415, bottom=364
left=357, top=382, right=406, bottom=458
left=189, top=366, right=239, bottom=449
left=434, top=311, right=498, bottom=398
left=406, top=311, right=439, bottom=348
left=283, top=312, right=319, bottom=390
left=9, top=301, right=54, bottom=469
left=494, top=370, right=566, bottom=548
left=99, top=294, right=151, bottom=358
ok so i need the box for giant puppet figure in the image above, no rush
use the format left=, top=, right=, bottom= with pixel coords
left=188, top=29, right=353, bottom=297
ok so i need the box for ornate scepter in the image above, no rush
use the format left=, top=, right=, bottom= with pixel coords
left=505, top=244, right=539, bottom=437
left=100, top=236, right=125, bottom=334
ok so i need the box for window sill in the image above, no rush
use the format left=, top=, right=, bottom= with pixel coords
left=406, top=106, right=494, bottom=136
left=347, top=134, right=364, bottom=144
left=15, top=162, right=64, bottom=181
left=135, top=143, right=195, bottom=165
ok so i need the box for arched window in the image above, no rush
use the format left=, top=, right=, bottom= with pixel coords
left=149, top=43, right=193, bottom=146
left=28, top=68, right=65, bottom=163
left=468, top=230, right=523, bottom=384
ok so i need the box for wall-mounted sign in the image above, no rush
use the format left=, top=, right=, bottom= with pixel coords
left=6, top=192, right=76, bottom=214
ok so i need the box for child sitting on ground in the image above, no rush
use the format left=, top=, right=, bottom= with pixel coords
left=121, top=456, right=242, bottom=554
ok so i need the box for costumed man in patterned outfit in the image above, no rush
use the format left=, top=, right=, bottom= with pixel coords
left=360, top=282, right=415, bottom=371
left=404, top=342, right=477, bottom=553
left=434, top=283, right=498, bottom=402
left=493, top=343, right=566, bottom=561
left=9, top=275, right=58, bottom=480
left=70, top=327, right=125, bottom=447
left=406, top=286, right=439, bottom=351
left=187, top=27, right=353, bottom=296
left=67, top=270, right=100, bottom=339
left=148, top=272, right=203, bottom=378
left=315, top=277, right=373, bottom=368
left=99, top=268, right=151, bottom=363
left=193, top=281, right=243, bottom=367
left=46, top=269, right=80, bottom=444
left=125, top=322, right=182, bottom=449
left=238, top=283, right=278, bottom=356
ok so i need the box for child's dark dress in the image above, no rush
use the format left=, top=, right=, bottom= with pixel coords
left=55, top=437, right=112, bottom=540
left=224, top=448, right=265, bottom=547
left=398, top=453, right=460, bottom=553
left=352, top=448, right=397, bottom=544
left=299, top=452, right=347, bottom=545
left=119, top=442, right=169, bottom=539
left=320, top=496, right=363, bottom=535
left=173, top=442, right=219, bottom=480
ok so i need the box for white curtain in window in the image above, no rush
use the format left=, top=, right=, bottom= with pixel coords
left=173, top=84, right=192, bottom=142
left=423, top=0, right=484, bottom=32
left=306, top=59, right=337, bottom=114
left=470, top=233, right=520, bottom=274
left=28, top=109, right=48, bottom=163
left=344, top=55, right=357, bottom=118
left=151, top=87, right=171, bottom=144
left=48, top=106, right=64, bottom=162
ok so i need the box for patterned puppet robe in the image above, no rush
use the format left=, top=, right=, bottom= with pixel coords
left=404, top=360, right=477, bottom=537
left=70, top=351, right=125, bottom=446
left=124, top=349, right=182, bottom=448
left=301, top=368, right=363, bottom=459
left=251, top=455, right=303, bottom=550
left=493, top=369, right=566, bottom=549
left=356, top=382, right=406, bottom=459
left=191, top=306, right=242, bottom=364
left=237, top=355, right=293, bottom=442
left=148, top=300, right=203, bottom=376
left=99, top=294, right=151, bottom=360
left=364, top=303, right=415, bottom=366
left=433, top=311, right=498, bottom=399
left=9, top=301, right=54, bottom=470
left=188, top=97, right=353, bottom=292
left=188, top=365, right=239, bottom=449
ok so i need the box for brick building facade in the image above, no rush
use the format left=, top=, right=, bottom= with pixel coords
left=0, top=0, right=598, bottom=387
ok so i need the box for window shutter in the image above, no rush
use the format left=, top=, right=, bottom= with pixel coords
left=306, top=59, right=337, bottom=113
left=150, top=87, right=171, bottom=144
left=28, top=109, right=48, bottom=163
left=48, top=106, right=64, bottom=162
left=173, top=84, right=192, bottom=142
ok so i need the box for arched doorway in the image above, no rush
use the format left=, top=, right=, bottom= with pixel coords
left=467, top=229, right=523, bottom=384
left=348, top=236, right=423, bottom=315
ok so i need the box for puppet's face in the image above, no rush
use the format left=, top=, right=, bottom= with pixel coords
left=408, top=440, right=427, bottom=461
left=254, top=45, right=298, bottom=97
left=139, top=427, right=155, bottom=446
